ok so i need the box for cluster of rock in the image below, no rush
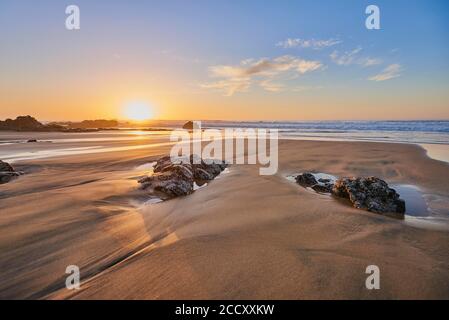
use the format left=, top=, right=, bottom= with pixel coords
left=138, top=155, right=227, bottom=199
left=0, top=160, right=22, bottom=184
left=295, top=173, right=334, bottom=193
left=65, top=119, right=118, bottom=129
left=0, top=116, right=119, bottom=132
left=295, top=173, right=406, bottom=214
left=0, top=116, right=61, bottom=132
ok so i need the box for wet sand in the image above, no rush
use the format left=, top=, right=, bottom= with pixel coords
left=1, top=134, right=449, bottom=299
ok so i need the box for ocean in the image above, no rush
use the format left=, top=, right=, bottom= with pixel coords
left=202, top=120, right=449, bottom=145
left=199, top=120, right=449, bottom=163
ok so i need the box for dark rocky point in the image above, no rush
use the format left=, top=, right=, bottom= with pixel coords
left=294, top=172, right=406, bottom=215
left=182, top=121, right=194, bottom=130
left=0, top=116, right=118, bottom=132
left=295, top=173, right=317, bottom=187
left=332, top=177, right=406, bottom=214
left=0, top=160, right=21, bottom=184
left=139, top=155, right=227, bottom=199
left=311, top=183, right=333, bottom=193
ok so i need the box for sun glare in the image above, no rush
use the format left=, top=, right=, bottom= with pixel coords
left=123, top=102, right=153, bottom=121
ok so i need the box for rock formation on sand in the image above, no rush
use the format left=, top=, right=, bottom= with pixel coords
left=139, top=155, right=227, bottom=199
left=182, top=121, right=194, bottom=130
left=295, top=172, right=317, bottom=187
left=0, top=160, right=21, bottom=184
left=295, top=173, right=334, bottom=193
left=294, top=173, right=405, bottom=214
left=332, top=177, right=405, bottom=214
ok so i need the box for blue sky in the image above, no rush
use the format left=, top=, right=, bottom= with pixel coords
left=0, top=0, right=448, bottom=120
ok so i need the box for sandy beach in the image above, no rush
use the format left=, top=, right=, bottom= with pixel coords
left=1, top=132, right=448, bottom=300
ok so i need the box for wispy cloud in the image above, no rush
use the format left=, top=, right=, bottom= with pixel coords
left=276, top=38, right=341, bottom=49
left=201, top=55, right=324, bottom=96
left=201, top=79, right=251, bottom=96
left=330, top=47, right=382, bottom=67
left=368, top=64, right=402, bottom=81
left=358, top=57, right=383, bottom=67
left=259, top=79, right=285, bottom=92
left=330, top=47, right=362, bottom=65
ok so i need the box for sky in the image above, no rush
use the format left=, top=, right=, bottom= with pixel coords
left=0, top=0, right=448, bottom=121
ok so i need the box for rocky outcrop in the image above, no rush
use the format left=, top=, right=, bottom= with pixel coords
left=311, top=183, right=333, bottom=193
left=332, top=177, right=405, bottom=214
left=0, top=116, right=45, bottom=131
left=295, top=173, right=317, bottom=187
left=66, top=119, right=118, bottom=129
left=0, top=116, right=117, bottom=132
left=182, top=121, right=194, bottom=130
left=0, top=160, right=21, bottom=184
left=138, top=155, right=227, bottom=199
left=0, top=160, right=14, bottom=173
left=295, top=172, right=334, bottom=193
left=294, top=172, right=406, bottom=215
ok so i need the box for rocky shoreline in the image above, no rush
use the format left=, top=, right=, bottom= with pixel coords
left=0, top=116, right=118, bottom=133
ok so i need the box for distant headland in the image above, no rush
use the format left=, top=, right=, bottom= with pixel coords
left=0, top=116, right=119, bottom=132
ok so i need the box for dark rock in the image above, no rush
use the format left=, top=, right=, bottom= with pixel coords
left=153, top=156, right=177, bottom=173
left=0, top=160, right=15, bottom=172
left=67, top=119, right=118, bottom=129
left=0, top=115, right=66, bottom=132
left=0, top=160, right=21, bottom=184
left=0, top=116, right=43, bottom=131
left=295, top=173, right=317, bottom=187
left=182, top=121, right=194, bottom=130
left=27, top=139, right=38, bottom=143
left=318, top=178, right=331, bottom=183
left=139, top=155, right=227, bottom=199
left=0, top=172, right=21, bottom=184
left=332, top=177, right=406, bottom=214
left=311, top=183, right=333, bottom=193
left=0, top=116, right=119, bottom=132
left=139, top=169, right=194, bottom=197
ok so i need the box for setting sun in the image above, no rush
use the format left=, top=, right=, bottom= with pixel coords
left=122, top=102, right=153, bottom=121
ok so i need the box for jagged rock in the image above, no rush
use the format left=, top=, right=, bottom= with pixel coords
left=312, top=183, right=333, bottom=193
left=0, top=160, right=21, bottom=184
left=0, top=116, right=43, bottom=131
left=332, top=177, right=406, bottom=214
left=0, top=116, right=118, bottom=132
left=182, top=121, right=194, bottom=130
left=67, top=119, right=118, bottom=129
left=0, top=160, right=14, bottom=172
left=27, top=139, right=38, bottom=143
left=139, top=170, right=194, bottom=197
left=139, top=155, right=227, bottom=199
left=0, top=172, right=21, bottom=184
left=295, top=173, right=317, bottom=187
